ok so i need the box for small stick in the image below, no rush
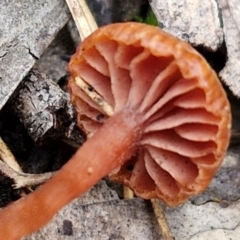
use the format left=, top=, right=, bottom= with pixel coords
left=123, top=186, right=134, bottom=199
left=151, top=199, right=174, bottom=240
left=65, top=0, right=98, bottom=39
left=0, top=136, right=54, bottom=189
left=0, top=160, right=54, bottom=189
left=0, top=137, right=22, bottom=172
left=75, top=76, right=114, bottom=116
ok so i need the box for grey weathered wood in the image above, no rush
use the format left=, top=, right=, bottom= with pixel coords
left=25, top=181, right=162, bottom=240
left=150, top=0, right=223, bottom=50
left=219, top=0, right=240, bottom=97
left=24, top=178, right=240, bottom=240
left=0, top=0, right=71, bottom=111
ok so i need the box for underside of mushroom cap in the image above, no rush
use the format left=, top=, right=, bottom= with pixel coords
left=68, top=22, right=231, bottom=206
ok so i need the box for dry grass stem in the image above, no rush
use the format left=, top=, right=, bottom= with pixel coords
left=75, top=76, right=114, bottom=116
left=151, top=199, right=174, bottom=240
left=65, top=0, right=98, bottom=40
left=123, top=186, right=134, bottom=199
left=0, top=137, right=54, bottom=189
left=0, top=160, right=54, bottom=189
left=0, top=136, right=22, bottom=172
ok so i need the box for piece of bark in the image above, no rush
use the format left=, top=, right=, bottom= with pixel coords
left=0, top=0, right=71, bottom=111
left=11, top=70, right=84, bottom=144
left=150, top=0, right=223, bottom=50
left=219, top=0, right=240, bottom=97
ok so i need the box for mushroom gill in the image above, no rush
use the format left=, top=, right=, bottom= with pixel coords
left=69, top=22, right=231, bottom=206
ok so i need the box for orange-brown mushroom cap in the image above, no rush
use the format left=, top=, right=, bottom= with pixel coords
left=68, top=22, right=231, bottom=206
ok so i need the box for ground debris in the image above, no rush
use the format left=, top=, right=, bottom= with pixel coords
left=0, top=0, right=71, bottom=111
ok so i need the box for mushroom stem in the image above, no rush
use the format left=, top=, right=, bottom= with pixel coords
left=0, top=108, right=142, bottom=239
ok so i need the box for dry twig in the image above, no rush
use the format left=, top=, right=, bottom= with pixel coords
left=65, top=0, right=98, bottom=39
left=0, top=137, right=22, bottom=172
left=0, top=160, right=54, bottom=189
left=151, top=199, right=174, bottom=240
left=0, top=137, right=54, bottom=189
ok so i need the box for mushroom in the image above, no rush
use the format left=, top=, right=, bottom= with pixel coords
left=68, top=22, right=231, bottom=204
left=0, top=22, right=231, bottom=239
